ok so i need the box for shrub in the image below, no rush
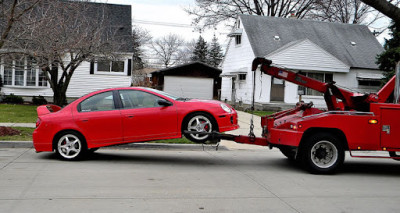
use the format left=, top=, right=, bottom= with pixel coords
left=32, top=95, right=48, bottom=105
left=2, top=93, right=24, bottom=104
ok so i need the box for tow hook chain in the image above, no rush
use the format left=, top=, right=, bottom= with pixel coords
left=248, top=116, right=256, bottom=142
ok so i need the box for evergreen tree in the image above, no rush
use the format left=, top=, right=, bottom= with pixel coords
left=377, top=22, right=400, bottom=83
left=207, top=34, right=224, bottom=67
left=132, top=28, right=145, bottom=71
left=191, top=35, right=208, bottom=63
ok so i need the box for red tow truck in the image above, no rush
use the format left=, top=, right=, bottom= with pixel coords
left=202, top=58, right=400, bottom=174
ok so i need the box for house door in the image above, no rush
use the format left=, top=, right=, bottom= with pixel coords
left=270, top=77, right=284, bottom=101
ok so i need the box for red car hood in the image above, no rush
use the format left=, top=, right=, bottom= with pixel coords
left=186, top=99, right=223, bottom=105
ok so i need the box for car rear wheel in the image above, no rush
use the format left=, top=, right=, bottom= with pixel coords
left=56, top=132, right=87, bottom=160
left=183, top=112, right=217, bottom=143
left=299, top=133, right=344, bottom=174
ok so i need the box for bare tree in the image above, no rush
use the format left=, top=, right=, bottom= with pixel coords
left=360, top=0, right=400, bottom=24
left=4, top=0, right=130, bottom=105
left=176, top=39, right=196, bottom=65
left=150, top=34, right=184, bottom=68
left=185, top=0, right=316, bottom=28
left=311, top=0, right=372, bottom=24
left=0, top=0, right=42, bottom=49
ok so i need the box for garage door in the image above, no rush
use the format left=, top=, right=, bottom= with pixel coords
left=164, top=76, right=214, bottom=99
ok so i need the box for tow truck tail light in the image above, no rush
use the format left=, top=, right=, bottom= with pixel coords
left=369, top=119, right=378, bottom=124
left=36, top=118, right=41, bottom=128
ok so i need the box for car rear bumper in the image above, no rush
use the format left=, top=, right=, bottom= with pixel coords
left=32, top=129, right=53, bottom=152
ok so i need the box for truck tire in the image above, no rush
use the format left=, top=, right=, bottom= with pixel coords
left=389, top=151, right=400, bottom=161
left=279, top=146, right=297, bottom=160
left=299, top=133, right=344, bottom=174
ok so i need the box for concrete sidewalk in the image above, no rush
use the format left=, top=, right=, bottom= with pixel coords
left=0, top=111, right=266, bottom=150
left=0, top=122, right=35, bottom=128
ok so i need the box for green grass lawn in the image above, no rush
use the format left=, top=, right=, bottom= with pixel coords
left=0, top=104, right=38, bottom=123
left=248, top=111, right=274, bottom=117
left=0, top=127, right=35, bottom=141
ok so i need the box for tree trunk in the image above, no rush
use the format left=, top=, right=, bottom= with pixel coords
left=360, top=0, right=400, bottom=24
left=53, top=86, right=67, bottom=106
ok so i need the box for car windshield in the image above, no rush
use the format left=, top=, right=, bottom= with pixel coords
left=145, top=88, right=182, bottom=100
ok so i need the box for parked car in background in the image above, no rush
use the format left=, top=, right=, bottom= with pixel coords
left=33, top=87, right=239, bottom=160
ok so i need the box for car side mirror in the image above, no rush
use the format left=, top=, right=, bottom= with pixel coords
left=157, top=99, right=172, bottom=107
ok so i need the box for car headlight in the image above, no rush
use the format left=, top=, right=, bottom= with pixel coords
left=220, top=103, right=232, bottom=113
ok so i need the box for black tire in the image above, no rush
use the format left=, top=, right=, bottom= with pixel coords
left=88, top=147, right=99, bottom=154
left=54, top=131, right=87, bottom=160
left=389, top=151, right=400, bottom=161
left=279, top=146, right=297, bottom=160
left=183, top=112, right=218, bottom=143
left=298, top=133, right=344, bottom=174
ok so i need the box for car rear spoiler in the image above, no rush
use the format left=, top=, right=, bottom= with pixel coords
left=37, top=104, right=62, bottom=116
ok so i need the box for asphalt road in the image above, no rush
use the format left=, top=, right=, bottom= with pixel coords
left=1, top=147, right=400, bottom=213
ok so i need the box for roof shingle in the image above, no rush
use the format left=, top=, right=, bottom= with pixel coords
left=240, top=15, right=384, bottom=69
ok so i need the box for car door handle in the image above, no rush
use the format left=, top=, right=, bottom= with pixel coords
left=126, top=115, right=134, bottom=118
left=81, top=119, right=89, bottom=122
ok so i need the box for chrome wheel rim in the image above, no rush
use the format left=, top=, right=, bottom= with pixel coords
left=57, top=134, right=82, bottom=159
left=187, top=115, right=212, bottom=140
left=310, top=140, right=338, bottom=168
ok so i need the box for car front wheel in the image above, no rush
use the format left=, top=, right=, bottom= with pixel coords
left=55, top=131, right=87, bottom=160
left=183, top=113, right=217, bottom=143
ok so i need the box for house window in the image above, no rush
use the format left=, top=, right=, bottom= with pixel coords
left=1, top=57, right=47, bottom=87
left=235, top=35, right=242, bottom=45
left=298, top=72, right=333, bottom=96
left=358, top=79, right=381, bottom=87
left=238, top=74, right=246, bottom=81
left=96, top=60, right=125, bottom=73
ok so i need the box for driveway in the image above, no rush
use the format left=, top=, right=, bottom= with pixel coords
left=220, top=111, right=265, bottom=150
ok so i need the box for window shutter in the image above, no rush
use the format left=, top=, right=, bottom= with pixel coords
left=90, top=61, right=94, bottom=74
left=127, top=59, right=132, bottom=76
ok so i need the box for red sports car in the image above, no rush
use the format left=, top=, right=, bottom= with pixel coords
left=33, top=87, right=239, bottom=160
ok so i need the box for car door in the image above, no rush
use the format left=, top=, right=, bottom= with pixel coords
left=118, top=89, right=179, bottom=142
left=74, top=91, right=123, bottom=144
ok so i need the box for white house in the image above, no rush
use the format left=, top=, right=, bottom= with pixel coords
left=0, top=3, right=134, bottom=102
left=220, top=15, right=384, bottom=109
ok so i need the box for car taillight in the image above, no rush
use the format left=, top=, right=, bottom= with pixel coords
left=36, top=118, right=41, bottom=128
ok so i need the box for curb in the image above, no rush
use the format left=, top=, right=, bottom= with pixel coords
left=0, top=141, right=34, bottom=148
left=0, top=141, right=228, bottom=151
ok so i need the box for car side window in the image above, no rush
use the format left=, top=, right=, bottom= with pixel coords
left=119, top=90, right=164, bottom=109
left=79, top=91, right=115, bottom=112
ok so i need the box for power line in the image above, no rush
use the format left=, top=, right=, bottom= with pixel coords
left=133, top=19, right=194, bottom=28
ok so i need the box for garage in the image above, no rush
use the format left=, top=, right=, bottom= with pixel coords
left=164, top=76, right=214, bottom=99
left=151, top=62, right=222, bottom=100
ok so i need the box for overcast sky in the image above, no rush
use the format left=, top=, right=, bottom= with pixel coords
left=102, top=0, right=231, bottom=46
left=101, top=0, right=389, bottom=46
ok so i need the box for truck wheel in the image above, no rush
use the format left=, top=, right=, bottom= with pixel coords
left=389, top=152, right=400, bottom=161
left=300, top=133, right=344, bottom=174
left=279, top=146, right=297, bottom=160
